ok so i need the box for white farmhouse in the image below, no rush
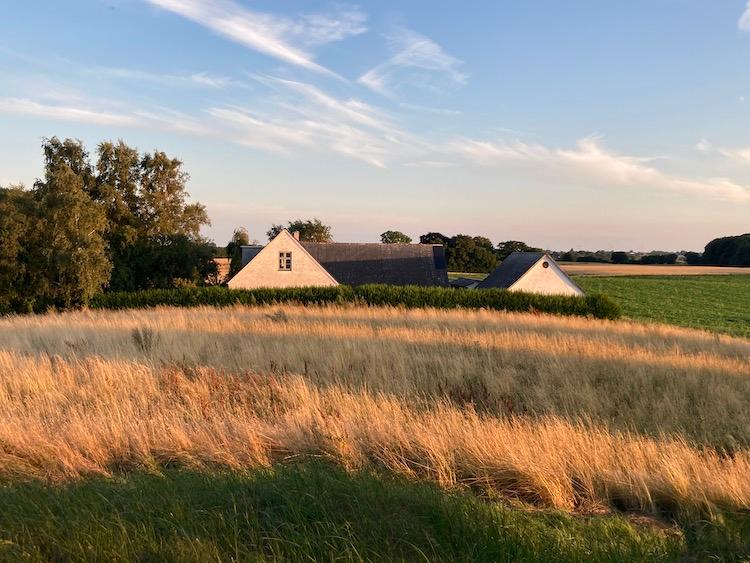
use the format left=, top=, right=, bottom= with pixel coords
left=227, top=229, right=449, bottom=289
left=477, top=252, right=584, bottom=296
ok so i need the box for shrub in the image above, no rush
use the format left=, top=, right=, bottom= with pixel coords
left=90, top=285, right=621, bottom=320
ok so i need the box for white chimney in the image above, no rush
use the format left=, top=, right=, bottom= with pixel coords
left=292, top=231, right=300, bottom=240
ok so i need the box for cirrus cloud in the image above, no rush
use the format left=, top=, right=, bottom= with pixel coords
left=145, top=0, right=366, bottom=79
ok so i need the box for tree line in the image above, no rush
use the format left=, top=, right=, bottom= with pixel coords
left=0, top=137, right=215, bottom=313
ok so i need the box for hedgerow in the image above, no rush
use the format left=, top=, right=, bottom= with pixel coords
left=89, top=285, right=621, bottom=320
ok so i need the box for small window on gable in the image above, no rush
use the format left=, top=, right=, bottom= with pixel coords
left=542, top=261, right=550, bottom=269
left=279, top=252, right=292, bottom=271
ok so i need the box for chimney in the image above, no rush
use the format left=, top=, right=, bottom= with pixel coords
left=292, top=231, right=300, bottom=241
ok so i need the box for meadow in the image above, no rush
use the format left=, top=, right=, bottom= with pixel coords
left=576, top=275, right=750, bottom=338
left=0, top=304, right=748, bottom=559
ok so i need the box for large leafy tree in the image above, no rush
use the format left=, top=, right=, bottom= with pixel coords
left=419, top=232, right=498, bottom=273
left=94, top=140, right=142, bottom=290
left=41, top=138, right=212, bottom=291
left=0, top=137, right=213, bottom=312
left=703, top=234, right=750, bottom=266
left=31, top=157, right=111, bottom=309
left=419, top=232, right=451, bottom=246
left=448, top=235, right=498, bottom=273
left=496, top=240, right=542, bottom=261
left=138, top=151, right=208, bottom=239
left=0, top=186, right=35, bottom=313
left=380, top=230, right=412, bottom=244
left=267, top=218, right=332, bottom=242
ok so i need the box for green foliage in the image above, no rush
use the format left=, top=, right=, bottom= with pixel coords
left=420, top=233, right=502, bottom=273
left=575, top=275, right=750, bottom=338
left=90, top=284, right=620, bottom=320
left=639, top=253, right=678, bottom=265
left=0, top=138, right=213, bottom=312
left=611, top=251, right=630, bottom=264
left=448, top=235, right=498, bottom=273
left=128, top=235, right=218, bottom=289
left=31, top=162, right=111, bottom=310
left=685, top=251, right=703, bottom=265
left=0, top=187, right=35, bottom=313
left=419, top=232, right=451, bottom=245
left=0, top=463, right=694, bottom=562
left=496, top=240, right=543, bottom=261
left=380, top=230, right=412, bottom=244
left=226, top=227, right=250, bottom=277
left=0, top=143, right=112, bottom=313
left=703, top=233, right=750, bottom=266
left=267, top=218, right=332, bottom=242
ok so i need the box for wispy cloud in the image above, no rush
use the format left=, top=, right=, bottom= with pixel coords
left=359, top=28, right=466, bottom=97
left=6, top=91, right=749, bottom=203
left=0, top=97, right=138, bottom=126
left=696, top=138, right=750, bottom=163
left=0, top=73, right=424, bottom=169
left=399, top=102, right=461, bottom=116
left=213, top=75, right=426, bottom=167
left=145, top=0, right=365, bottom=78
left=95, top=67, right=240, bottom=88
left=454, top=136, right=750, bottom=202
left=739, top=2, right=750, bottom=31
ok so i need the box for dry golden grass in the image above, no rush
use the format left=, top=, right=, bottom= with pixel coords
left=0, top=304, right=748, bottom=518
left=1, top=304, right=748, bottom=447
left=0, top=350, right=748, bottom=517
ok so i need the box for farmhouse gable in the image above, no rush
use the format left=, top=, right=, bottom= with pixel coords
left=228, top=230, right=449, bottom=289
left=227, top=229, right=338, bottom=289
left=477, top=252, right=584, bottom=296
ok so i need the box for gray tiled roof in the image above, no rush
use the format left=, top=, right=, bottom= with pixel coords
left=476, top=252, right=546, bottom=289
left=450, top=277, right=482, bottom=288
left=240, top=245, right=264, bottom=267
left=301, top=242, right=449, bottom=286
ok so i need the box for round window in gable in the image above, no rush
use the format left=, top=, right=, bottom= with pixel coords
left=542, top=261, right=550, bottom=268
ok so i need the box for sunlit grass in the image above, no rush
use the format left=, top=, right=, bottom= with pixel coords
left=576, top=275, right=750, bottom=338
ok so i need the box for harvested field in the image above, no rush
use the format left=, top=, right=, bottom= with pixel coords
left=560, top=263, right=750, bottom=276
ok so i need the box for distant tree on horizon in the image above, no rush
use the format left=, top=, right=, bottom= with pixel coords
left=419, top=232, right=451, bottom=246
left=267, top=218, right=332, bottom=242
left=496, top=240, right=542, bottom=261
left=611, top=251, right=629, bottom=264
left=380, top=230, right=412, bottom=244
left=703, top=234, right=750, bottom=266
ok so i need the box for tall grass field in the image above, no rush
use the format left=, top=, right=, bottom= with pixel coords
left=0, top=304, right=748, bottom=559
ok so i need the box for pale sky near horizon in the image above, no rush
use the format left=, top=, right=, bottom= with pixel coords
left=1, top=1, right=750, bottom=251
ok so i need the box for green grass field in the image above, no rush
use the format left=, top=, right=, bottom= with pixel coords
left=575, top=275, right=750, bottom=339
left=449, top=272, right=750, bottom=339
left=2, top=463, right=742, bottom=562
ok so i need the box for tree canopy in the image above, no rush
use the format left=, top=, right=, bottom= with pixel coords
left=703, top=234, right=750, bottom=266
left=267, top=219, right=332, bottom=242
left=226, top=227, right=250, bottom=277
left=0, top=137, right=213, bottom=313
left=496, top=240, right=543, bottom=261
left=380, top=230, right=412, bottom=244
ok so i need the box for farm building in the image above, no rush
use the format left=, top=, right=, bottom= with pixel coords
left=227, top=229, right=449, bottom=289
left=476, top=252, right=585, bottom=296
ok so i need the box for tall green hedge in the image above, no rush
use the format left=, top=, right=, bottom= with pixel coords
left=89, top=285, right=621, bottom=320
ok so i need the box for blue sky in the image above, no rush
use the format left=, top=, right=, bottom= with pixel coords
left=1, top=1, right=750, bottom=250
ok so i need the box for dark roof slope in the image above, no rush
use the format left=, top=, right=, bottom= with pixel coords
left=240, top=245, right=264, bottom=268
left=301, top=242, right=449, bottom=286
left=476, top=252, right=545, bottom=289
left=450, top=277, right=482, bottom=288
